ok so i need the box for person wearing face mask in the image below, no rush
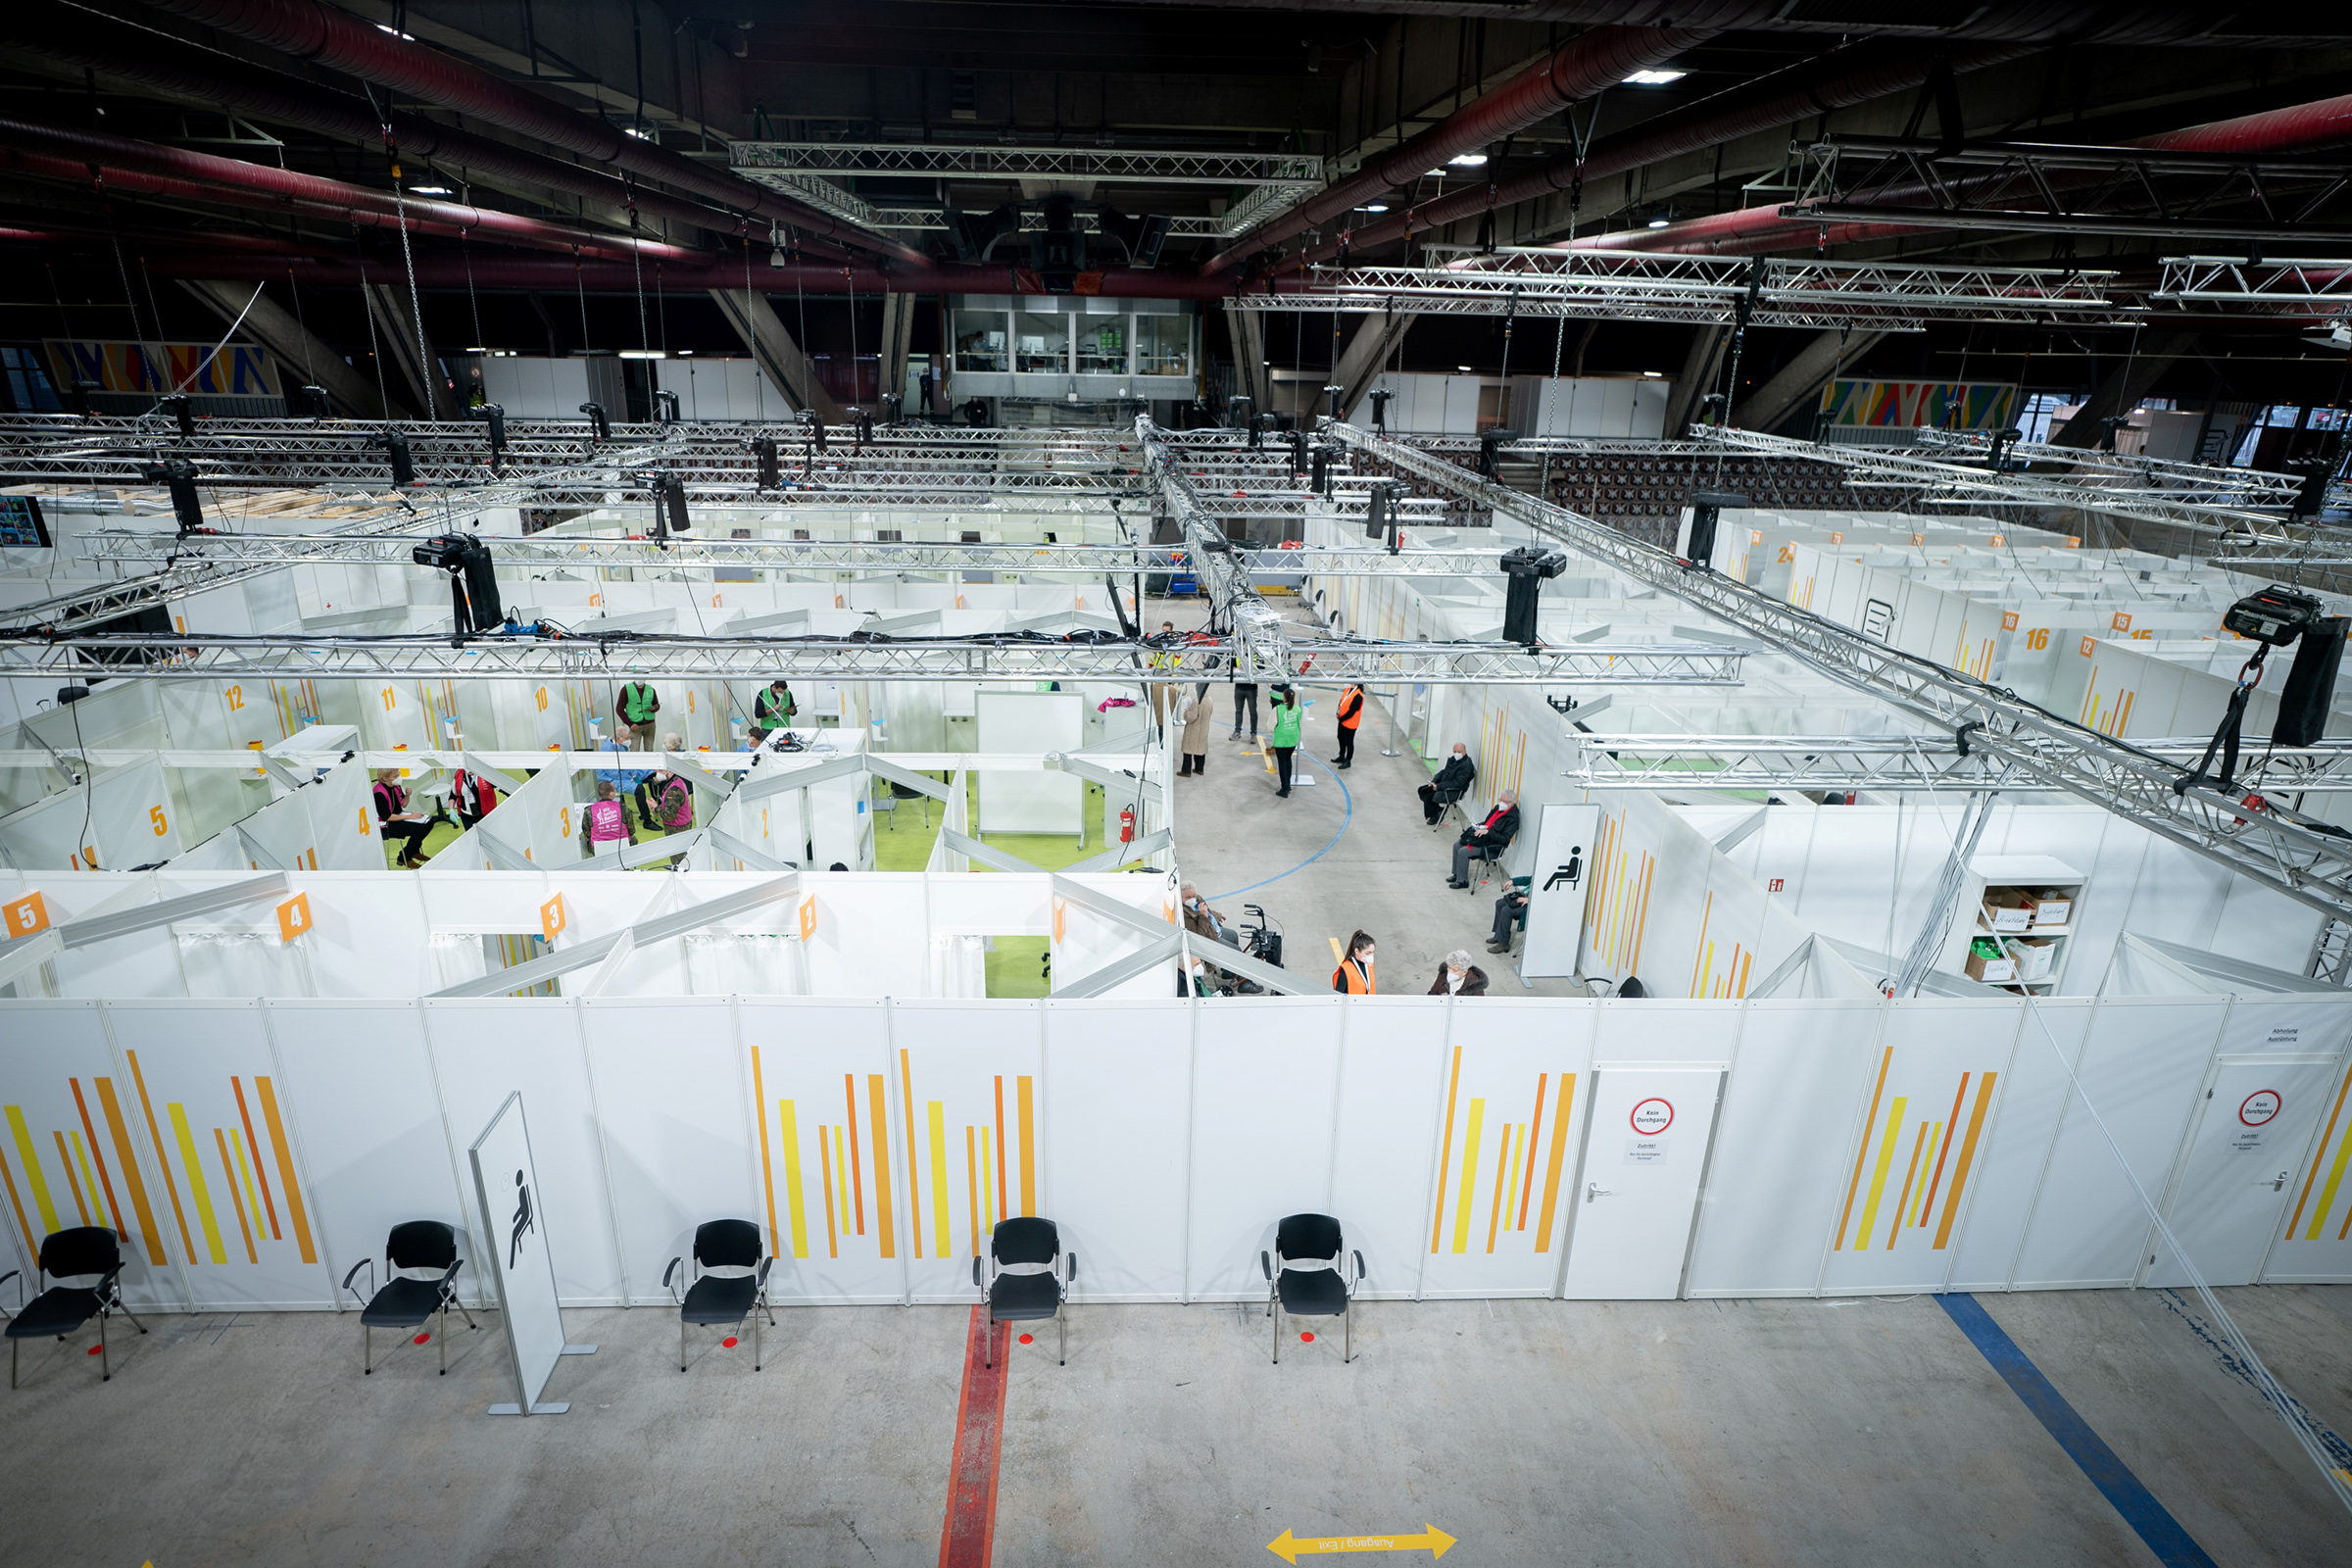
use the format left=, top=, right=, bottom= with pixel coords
left=1330, top=930, right=1376, bottom=994
left=1419, top=743, right=1476, bottom=826
left=1429, top=950, right=1489, bottom=998
left=1180, top=883, right=1240, bottom=951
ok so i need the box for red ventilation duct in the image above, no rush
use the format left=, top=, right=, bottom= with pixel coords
left=138, top=0, right=929, bottom=266
left=1200, top=24, right=1705, bottom=274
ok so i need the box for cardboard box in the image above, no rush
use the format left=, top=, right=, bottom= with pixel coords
left=1983, top=889, right=2034, bottom=932
left=2005, top=936, right=2055, bottom=982
left=1966, top=950, right=2018, bottom=984
left=2030, top=891, right=2073, bottom=927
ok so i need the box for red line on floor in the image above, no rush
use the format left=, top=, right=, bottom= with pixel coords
left=940, top=1305, right=1012, bottom=1568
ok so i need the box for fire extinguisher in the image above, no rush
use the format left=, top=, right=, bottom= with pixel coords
left=1119, top=806, right=1136, bottom=844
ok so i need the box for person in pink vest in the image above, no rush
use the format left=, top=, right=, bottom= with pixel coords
left=580, top=779, right=635, bottom=857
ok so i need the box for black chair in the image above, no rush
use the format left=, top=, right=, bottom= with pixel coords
left=663, top=1219, right=774, bottom=1371
left=2, top=1226, right=145, bottom=1387
left=1261, top=1213, right=1365, bottom=1364
left=973, top=1216, right=1074, bottom=1367
left=340, top=1220, right=477, bottom=1375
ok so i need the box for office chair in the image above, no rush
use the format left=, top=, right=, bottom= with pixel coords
left=1261, top=1213, right=1365, bottom=1364
left=663, top=1219, right=775, bottom=1371
left=340, top=1220, right=477, bottom=1375
left=973, top=1216, right=1074, bottom=1367
left=2, top=1226, right=145, bottom=1386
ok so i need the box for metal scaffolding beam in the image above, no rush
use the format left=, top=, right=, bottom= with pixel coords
left=1567, top=736, right=2352, bottom=793
left=1324, top=418, right=2352, bottom=923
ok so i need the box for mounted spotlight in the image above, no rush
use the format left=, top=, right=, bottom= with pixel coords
left=368, top=428, right=416, bottom=486
left=1500, top=547, right=1568, bottom=646
left=1322, top=384, right=1345, bottom=421
left=296, top=384, right=332, bottom=420
left=750, top=434, right=781, bottom=489
left=139, top=459, right=205, bottom=536
left=1028, top=193, right=1087, bottom=294
left=1682, top=490, right=1750, bottom=572
left=1477, top=427, right=1519, bottom=480
left=768, top=222, right=787, bottom=269
left=478, top=402, right=507, bottom=467
left=1367, top=386, right=1395, bottom=433
left=654, top=389, right=680, bottom=425
left=413, top=533, right=503, bottom=638
left=157, top=393, right=193, bottom=439
left=579, top=401, right=611, bottom=442
left=1365, top=480, right=1404, bottom=549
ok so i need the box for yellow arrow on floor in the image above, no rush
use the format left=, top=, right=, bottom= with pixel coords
left=1267, top=1525, right=1455, bottom=1562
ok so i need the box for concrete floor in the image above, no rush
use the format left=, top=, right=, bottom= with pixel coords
left=3, top=1287, right=2346, bottom=1566
left=1158, top=598, right=1583, bottom=999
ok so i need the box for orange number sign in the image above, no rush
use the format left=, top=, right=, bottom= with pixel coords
left=4, top=892, right=52, bottom=939
left=275, top=893, right=313, bottom=944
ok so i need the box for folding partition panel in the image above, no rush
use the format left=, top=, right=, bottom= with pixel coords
left=266, top=999, right=478, bottom=1309
left=1039, top=999, right=1190, bottom=1301
left=100, top=1001, right=339, bottom=1308
left=1819, top=1001, right=2045, bottom=1295
left=891, top=1001, right=1047, bottom=1302
left=2006, top=997, right=2227, bottom=1290
left=420, top=1001, right=626, bottom=1305
left=1185, top=997, right=1345, bottom=1301
left=1942, top=1000, right=2090, bottom=1290
left=2266, top=1051, right=2352, bottom=1284
left=0, top=1000, right=185, bottom=1310
left=1686, top=999, right=1885, bottom=1297
left=737, top=998, right=906, bottom=1303
left=578, top=998, right=759, bottom=1305
left=1399, top=997, right=1592, bottom=1299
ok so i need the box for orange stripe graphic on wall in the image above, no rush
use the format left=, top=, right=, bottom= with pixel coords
left=94, top=1079, right=165, bottom=1265
left=126, top=1052, right=194, bottom=1264
left=253, top=1078, right=316, bottom=1263
left=866, top=1073, right=896, bottom=1258
left=844, top=1074, right=866, bottom=1236
left=1429, top=1047, right=1463, bottom=1252
left=231, top=1078, right=281, bottom=1240
left=1837, top=1048, right=1893, bottom=1250
left=900, top=1051, right=923, bottom=1256
left=1534, top=1074, right=1576, bottom=1250
left=2287, top=1058, right=2352, bottom=1239
left=751, top=1047, right=779, bottom=1256
left=214, top=1128, right=258, bottom=1263
left=1933, top=1072, right=1998, bottom=1250
left=68, top=1079, right=126, bottom=1241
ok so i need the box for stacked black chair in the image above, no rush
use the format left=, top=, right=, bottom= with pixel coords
left=340, top=1220, right=477, bottom=1375
left=663, top=1219, right=775, bottom=1371
left=973, top=1216, right=1075, bottom=1366
left=2, top=1226, right=145, bottom=1386
left=1261, top=1213, right=1366, bottom=1363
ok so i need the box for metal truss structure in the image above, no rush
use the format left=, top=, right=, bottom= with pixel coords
left=77, top=531, right=1516, bottom=578
left=2154, top=257, right=2352, bottom=317
left=1565, top=736, right=2352, bottom=795
left=1324, top=419, right=2352, bottom=924
left=1787, top=136, right=2352, bottom=248
left=843, top=206, right=1230, bottom=238
left=1232, top=251, right=2125, bottom=328
left=0, top=631, right=1747, bottom=687
left=1691, top=427, right=2310, bottom=543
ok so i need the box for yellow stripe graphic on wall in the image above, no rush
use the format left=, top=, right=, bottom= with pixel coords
left=70, top=1130, right=110, bottom=1237
left=928, top=1102, right=951, bottom=1259
left=1017, top=1076, right=1037, bottom=1218
left=6, top=1106, right=59, bottom=1235
left=777, top=1101, right=809, bottom=1259
left=214, top=1128, right=258, bottom=1263
left=168, top=1103, right=227, bottom=1264
left=1837, top=1048, right=1893, bottom=1250
left=1853, top=1097, right=1909, bottom=1251
left=2288, top=1058, right=2352, bottom=1239
left=751, top=1048, right=779, bottom=1255
left=1450, top=1100, right=1485, bottom=1253
left=0, top=1131, right=33, bottom=1248
left=817, top=1117, right=839, bottom=1258
left=835, top=1125, right=853, bottom=1243
left=1429, top=1047, right=1463, bottom=1253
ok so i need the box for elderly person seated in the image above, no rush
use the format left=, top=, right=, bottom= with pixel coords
left=1429, top=950, right=1489, bottom=997
left=1447, top=791, right=1520, bottom=890
left=1418, top=743, right=1476, bottom=826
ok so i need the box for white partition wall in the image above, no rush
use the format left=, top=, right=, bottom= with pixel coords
left=6, top=990, right=2352, bottom=1311
left=976, top=692, right=1083, bottom=835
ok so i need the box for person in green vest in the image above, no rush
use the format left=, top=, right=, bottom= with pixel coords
left=615, top=679, right=662, bottom=750
left=750, top=678, right=797, bottom=746
left=1267, top=682, right=1303, bottom=798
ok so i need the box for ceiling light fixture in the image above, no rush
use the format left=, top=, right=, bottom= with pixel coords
left=623, top=126, right=655, bottom=142
left=618, top=349, right=667, bottom=360
left=1642, top=369, right=1664, bottom=378
left=375, top=23, right=416, bottom=40
left=409, top=184, right=452, bottom=196
left=1457, top=365, right=1474, bottom=372
left=1448, top=153, right=1489, bottom=168
left=1359, top=203, right=1389, bottom=214
left=1623, top=69, right=1688, bottom=85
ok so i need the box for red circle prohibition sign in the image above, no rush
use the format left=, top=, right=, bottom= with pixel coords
left=2238, top=1090, right=2281, bottom=1127
left=1630, top=1098, right=1674, bottom=1136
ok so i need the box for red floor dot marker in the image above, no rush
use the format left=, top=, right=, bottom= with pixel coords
left=414, top=1333, right=430, bottom=1345
left=1018, top=1333, right=1034, bottom=1345
left=721, top=1336, right=739, bottom=1348
left=86, top=1345, right=102, bottom=1355
left=1299, top=1332, right=1314, bottom=1343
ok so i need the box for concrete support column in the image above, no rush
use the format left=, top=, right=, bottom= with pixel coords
left=362, top=281, right=456, bottom=420
left=1332, top=311, right=1417, bottom=419
left=2049, top=333, right=2196, bottom=448
left=1660, top=325, right=1728, bottom=437
left=708, top=287, right=848, bottom=423
left=178, top=279, right=402, bottom=420
left=1223, top=304, right=1272, bottom=417
left=1732, top=328, right=1888, bottom=434
left=876, top=292, right=916, bottom=415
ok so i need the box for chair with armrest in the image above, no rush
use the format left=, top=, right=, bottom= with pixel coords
left=340, top=1220, right=477, bottom=1376
left=973, top=1216, right=1074, bottom=1367
left=2, top=1226, right=145, bottom=1387
left=1260, top=1213, right=1366, bottom=1363
left=663, top=1219, right=774, bottom=1372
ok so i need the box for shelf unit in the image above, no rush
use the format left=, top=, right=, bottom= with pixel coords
left=1936, top=854, right=2087, bottom=996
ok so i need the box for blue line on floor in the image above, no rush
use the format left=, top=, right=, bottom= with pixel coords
left=1936, top=1293, right=2217, bottom=1568
left=1203, top=762, right=1353, bottom=903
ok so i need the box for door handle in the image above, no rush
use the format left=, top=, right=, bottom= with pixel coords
left=1586, top=1182, right=1614, bottom=1203
left=2261, top=1172, right=2287, bottom=1192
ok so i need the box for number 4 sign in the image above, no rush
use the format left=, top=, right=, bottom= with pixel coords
left=275, top=893, right=313, bottom=944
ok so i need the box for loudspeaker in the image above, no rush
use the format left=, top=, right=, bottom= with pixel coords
left=2273, top=614, right=2348, bottom=747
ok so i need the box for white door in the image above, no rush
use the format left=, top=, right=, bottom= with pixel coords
left=2144, top=1056, right=2342, bottom=1288
left=1559, top=1068, right=1723, bottom=1298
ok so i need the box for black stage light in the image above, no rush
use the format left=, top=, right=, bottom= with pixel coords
left=139, top=460, right=205, bottom=536
left=579, top=401, right=611, bottom=441
left=1683, top=490, right=1750, bottom=571
left=1500, top=546, right=1568, bottom=646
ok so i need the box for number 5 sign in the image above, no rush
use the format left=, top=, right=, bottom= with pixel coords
left=5, top=891, right=54, bottom=939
